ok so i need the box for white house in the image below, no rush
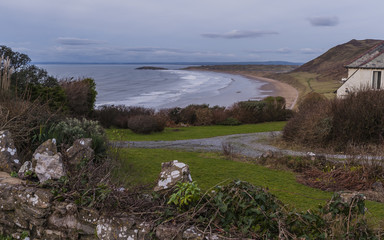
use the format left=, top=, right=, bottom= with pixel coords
left=337, top=41, right=384, bottom=98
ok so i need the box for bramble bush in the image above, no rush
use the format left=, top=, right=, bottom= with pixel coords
left=283, top=90, right=384, bottom=151
left=127, top=115, right=165, bottom=134
left=164, top=180, right=378, bottom=239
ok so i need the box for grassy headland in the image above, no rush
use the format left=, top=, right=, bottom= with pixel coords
left=186, top=39, right=383, bottom=104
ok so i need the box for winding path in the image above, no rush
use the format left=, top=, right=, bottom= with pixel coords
left=112, top=131, right=352, bottom=160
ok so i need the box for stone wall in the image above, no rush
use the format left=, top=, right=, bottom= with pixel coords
left=0, top=171, right=219, bottom=240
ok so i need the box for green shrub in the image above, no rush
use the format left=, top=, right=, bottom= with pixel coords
left=217, top=117, right=241, bottom=125
left=168, top=181, right=201, bottom=211
left=128, top=115, right=165, bottom=134
left=48, top=117, right=107, bottom=156
left=227, top=97, right=291, bottom=124
left=29, top=84, right=69, bottom=112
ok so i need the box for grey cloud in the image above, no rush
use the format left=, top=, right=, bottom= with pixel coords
left=249, top=48, right=292, bottom=54
left=201, top=30, right=278, bottom=39
left=300, top=48, right=323, bottom=54
left=308, top=16, right=339, bottom=27
left=56, top=37, right=105, bottom=45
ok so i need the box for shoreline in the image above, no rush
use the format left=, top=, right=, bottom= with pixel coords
left=189, top=68, right=298, bottom=109
left=239, top=73, right=298, bottom=109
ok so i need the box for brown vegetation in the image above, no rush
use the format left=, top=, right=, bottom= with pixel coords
left=283, top=90, right=384, bottom=151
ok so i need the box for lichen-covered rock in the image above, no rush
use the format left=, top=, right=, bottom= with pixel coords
left=96, top=217, right=137, bottom=239
left=32, top=139, right=66, bottom=183
left=48, top=202, right=95, bottom=235
left=0, top=130, right=21, bottom=173
left=66, top=138, right=94, bottom=168
left=339, top=192, right=366, bottom=204
left=154, top=160, right=192, bottom=192
left=156, top=224, right=182, bottom=240
left=18, top=161, right=33, bottom=179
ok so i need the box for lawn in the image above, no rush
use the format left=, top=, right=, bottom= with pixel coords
left=106, top=121, right=286, bottom=141
left=114, top=148, right=384, bottom=224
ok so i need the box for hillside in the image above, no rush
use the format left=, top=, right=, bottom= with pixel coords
left=267, top=39, right=384, bottom=99
left=292, top=39, right=383, bottom=82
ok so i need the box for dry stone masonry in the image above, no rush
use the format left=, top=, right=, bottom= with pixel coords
left=0, top=130, right=21, bottom=173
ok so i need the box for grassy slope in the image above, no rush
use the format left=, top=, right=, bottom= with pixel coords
left=106, top=121, right=286, bottom=141
left=271, top=39, right=383, bottom=100
left=115, top=148, right=384, bottom=222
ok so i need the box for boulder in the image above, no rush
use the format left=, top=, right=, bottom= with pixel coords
left=0, top=130, right=21, bottom=173
left=66, top=138, right=94, bottom=167
left=154, top=160, right=192, bottom=192
left=32, top=139, right=66, bottom=183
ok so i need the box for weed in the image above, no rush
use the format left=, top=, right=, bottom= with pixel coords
left=168, top=181, right=201, bottom=211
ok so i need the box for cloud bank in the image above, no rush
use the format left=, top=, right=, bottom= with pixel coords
left=201, top=30, right=278, bottom=39
left=56, top=37, right=105, bottom=45
left=308, top=16, right=339, bottom=27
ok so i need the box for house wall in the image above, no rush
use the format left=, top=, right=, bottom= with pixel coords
left=337, top=68, right=383, bottom=98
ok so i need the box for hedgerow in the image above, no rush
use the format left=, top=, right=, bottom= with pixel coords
left=283, top=90, right=384, bottom=151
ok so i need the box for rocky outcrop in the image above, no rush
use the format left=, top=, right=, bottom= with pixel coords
left=0, top=130, right=21, bottom=173
left=154, top=160, right=192, bottom=192
left=32, top=139, right=66, bottom=183
left=66, top=138, right=94, bottom=168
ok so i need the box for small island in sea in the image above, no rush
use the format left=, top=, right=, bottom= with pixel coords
left=135, top=66, right=168, bottom=70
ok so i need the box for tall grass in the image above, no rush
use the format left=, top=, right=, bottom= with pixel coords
left=0, top=56, right=12, bottom=91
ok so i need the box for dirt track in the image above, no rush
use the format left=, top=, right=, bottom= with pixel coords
left=112, top=131, right=351, bottom=160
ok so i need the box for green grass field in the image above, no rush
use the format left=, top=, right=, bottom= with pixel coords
left=106, top=121, right=286, bottom=141
left=114, top=148, right=384, bottom=223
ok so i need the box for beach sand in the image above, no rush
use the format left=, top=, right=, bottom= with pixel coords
left=240, top=73, right=298, bottom=109
left=200, top=69, right=299, bottom=109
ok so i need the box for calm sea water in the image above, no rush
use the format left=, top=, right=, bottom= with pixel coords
left=38, top=64, right=271, bottom=109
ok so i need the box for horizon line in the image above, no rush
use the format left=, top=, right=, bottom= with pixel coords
left=33, top=60, right=303, bottom=66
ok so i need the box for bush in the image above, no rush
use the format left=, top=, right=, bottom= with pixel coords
left=227, top=97, right=291, bottom=124
left=48, top=117, right=107, bottom=156
left=283, top=93, right=331, bottom=146
left=60, top=78, right=97, bottom=117
left=128, top=115, right=165, bottom=134
left=170, top=180, right=376, bottom=239
left=217, top=117, right=241, bottom=125
left=284, top=90, right=384, bottom=150
left=0, top=94, right=56, bottom=161
left=94, top=105, right=155, bottom=128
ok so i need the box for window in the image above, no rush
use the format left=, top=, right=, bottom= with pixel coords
left=372, top=71, right=382, bottom=89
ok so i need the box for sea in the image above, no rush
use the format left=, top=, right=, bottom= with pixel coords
left=37, top=64, right=272, bottom=110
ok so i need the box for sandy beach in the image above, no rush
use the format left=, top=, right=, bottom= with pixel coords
left=194, top=68, right=299, bottom=109
left=237, top=73, right=298, bottom=109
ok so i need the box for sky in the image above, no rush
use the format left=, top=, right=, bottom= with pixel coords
left=1, top=0, right=384, bottom=64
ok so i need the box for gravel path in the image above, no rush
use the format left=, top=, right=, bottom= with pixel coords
left=111, top=131, right=351, bottom=159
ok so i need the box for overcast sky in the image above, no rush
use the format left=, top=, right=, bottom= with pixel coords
left=1, top=0, right=383, bottom=63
